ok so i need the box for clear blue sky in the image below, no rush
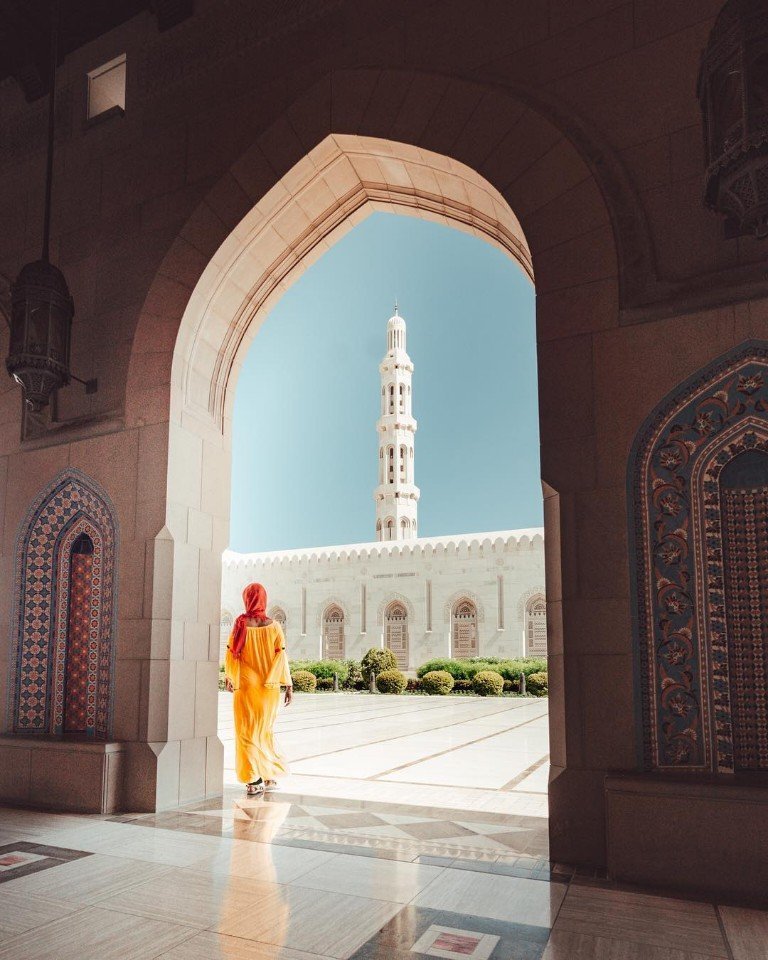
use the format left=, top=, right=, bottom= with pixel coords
left=230, top=212, right=540, bottom=552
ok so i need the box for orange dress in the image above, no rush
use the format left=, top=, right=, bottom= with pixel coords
left=225, top=622, right=291, bottom=783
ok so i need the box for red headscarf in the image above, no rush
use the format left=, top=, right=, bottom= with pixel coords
left=229, top=582, right=268, bottom=658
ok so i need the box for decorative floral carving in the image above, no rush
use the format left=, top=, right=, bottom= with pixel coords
left=630, top=342, right=768, bottom=771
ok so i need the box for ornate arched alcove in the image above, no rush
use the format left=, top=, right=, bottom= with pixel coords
left=8, top=470, right=119, bottom=740
left=629, top=341, right=768, bottom=773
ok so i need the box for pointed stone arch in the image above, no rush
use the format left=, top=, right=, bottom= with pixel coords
left=8, top=469, right=119, bottom=740
left=629, top=341, right=768, bottom=773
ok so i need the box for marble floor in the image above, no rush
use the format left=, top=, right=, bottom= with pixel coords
left=1, top=804, right=767, bottom=959
left=1, top=695, right=767, bottom=957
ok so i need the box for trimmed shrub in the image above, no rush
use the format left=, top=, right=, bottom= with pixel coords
left=361, top=647, right=397, bottom=683
left=417, top=658, right=466, bottom=679
left=417, top=656, right=547, bottom=682
left=406, top=677, right=422, bottom=692
left=422, top=670, right=455, bottom=695
left=292, top=670, right=317, bottom=692
left=502, top=679, right=514, bottom=692
left=453, top=679, right=472, bottom=692
left=472, top=670, right=504, bottom=697
left=289, top=659, right=349, bottom=682
left=377, top=669, right=407, bottom=694
left=527, top=671, right=548, bottom=696
left=341, top=660, right=363, bottom=689
left=316, top=677, right=334, bottom=690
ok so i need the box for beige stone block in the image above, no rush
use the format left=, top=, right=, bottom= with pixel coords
left=194, top=661, right=220, bottom=738
left=200, top=439, right=230, bottom=519
left=154, top=738, right=182, bottom=810
left=171, top=541, right=200, bottom=623
left=135, top=497, right=167, bottom=543
left=143, top=658, right=170, bottom=742
left=205, top=736, right=224, bottom=797
left=187, top=508, right=213, bottom=549
left=167, top=422, right=203, bottom=511
left=198, top=549, right=222, bottom=627
left=146, top=529, right=175, bottom=621
left=184, top=620, right=209, bottom=661
left=178, top=736, right=207, bottom=804
left=112, top=658, right=143, bottom=741
left=166, top=659, right=197, bottom=741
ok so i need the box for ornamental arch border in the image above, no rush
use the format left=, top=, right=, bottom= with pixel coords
left=628, top=340, right=768, bottom=774
left=316, top=597, right=349, bottom=630
left=516, top=585, right=547, bottom=625
left=7, top=468, right=120, bottom=740
left=443, top=591, right=485, bottom=625
left=377, top=593, right=416, bottom=626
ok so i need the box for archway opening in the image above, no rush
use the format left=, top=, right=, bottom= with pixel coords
left=202, top=134, right=550, bottom=862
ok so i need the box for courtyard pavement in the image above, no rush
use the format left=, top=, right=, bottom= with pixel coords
left=218, top=692, right=550, bottom=861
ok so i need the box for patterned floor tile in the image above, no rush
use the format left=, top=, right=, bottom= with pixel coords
left=397, top=821, right=479, bottom=841
left=315, top=812, right=389, bottom=829
left=0, top=842, right=92, bottom=884
left=348, top=905, right=549, bottom=960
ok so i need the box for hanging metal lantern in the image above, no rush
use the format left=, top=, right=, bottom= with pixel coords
left=7, top=260, right=73, bottom=413
left=697, top=0, right=768, bottom=238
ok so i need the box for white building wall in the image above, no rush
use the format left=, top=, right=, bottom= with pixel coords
left=221, top=529, right=546, bottom=670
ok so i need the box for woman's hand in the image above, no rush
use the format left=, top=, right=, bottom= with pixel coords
left=284, top=685, right=293, bottom=706
left=225, top=678, right=234, bottom=693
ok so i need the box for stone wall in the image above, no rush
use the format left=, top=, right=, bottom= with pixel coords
left=0, top=0, right=764, bottom=885
left=222, top=531, right=546, bottom=669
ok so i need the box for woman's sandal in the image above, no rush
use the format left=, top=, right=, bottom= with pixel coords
left=246, top=779, right=265, bottom=797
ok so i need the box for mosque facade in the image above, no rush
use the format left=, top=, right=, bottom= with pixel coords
left=222, top=311, right=546, bottom=669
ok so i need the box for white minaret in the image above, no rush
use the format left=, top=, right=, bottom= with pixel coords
left=374, top=305, right=419, bottom=541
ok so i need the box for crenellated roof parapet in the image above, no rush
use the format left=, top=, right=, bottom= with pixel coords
left=223, top=528, right=544, bottom=570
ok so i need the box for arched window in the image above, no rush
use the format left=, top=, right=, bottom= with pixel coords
left=399, top=444, right=407, bottom=481
left=401, top=517, right=409, bottom=537
left=451, top=599, right=478, bottom=658
left=11, top=471, right=117, bottom=740
left=270, top=606, right=287, bottom=641
left=381, top=386, right=385, bottom=414
left=389, top=384, right=395, bottom=414
left=323, top=604, right=345, bottom=659
left=388, top=445, right=395, bottom=484
left=379, top=447, right=384, bottom=483
left=386, top=518, right=394, bottom=540
left=399, top=384, right=405, bottom=412
left=376, top=518, right=382, bottom=541
left=385, top=601, right=409, bottom=669
left=525, top=596, right=547, bottom=657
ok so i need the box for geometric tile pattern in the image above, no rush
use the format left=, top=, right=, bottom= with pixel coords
left=629, top=341, right=768, bottom=771
left=722, top=483, right=768, bottom=769
left=0, top=841, right=91, bottom=884
left=9, top=470, right=118, bottom=740
left=348, top=905, right=549, bottom=960
left=62, top=539, right=96, bottom=734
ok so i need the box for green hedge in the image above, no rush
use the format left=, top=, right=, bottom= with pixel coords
left=421, top=670, right=454, bottom=695
left=472, top=670, right=504, bottom=696
left=417, top=656, right=547, bottom=682
left=292, top=670, right=317, bottom=692
left=289, top=659, right=351, bottom=682
left=377, top=669, right=407, bottom=694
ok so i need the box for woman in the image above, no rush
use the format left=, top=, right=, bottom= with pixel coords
left=225, top=582, right=293, bottom=796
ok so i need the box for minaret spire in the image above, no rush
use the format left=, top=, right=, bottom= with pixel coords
left=374, top=306, right=419, bottom=541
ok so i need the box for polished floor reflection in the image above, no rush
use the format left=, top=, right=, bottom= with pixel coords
left=1, top=796, right=767, bottom=958
left=1, top=693, right=767, bottom=958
